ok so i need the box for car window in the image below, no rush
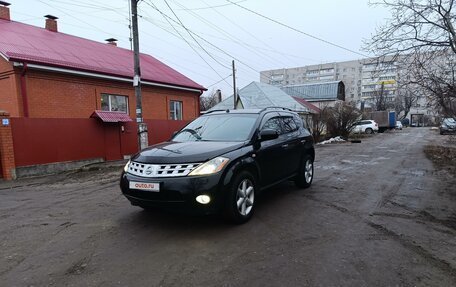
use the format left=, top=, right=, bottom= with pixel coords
left=444, top=118, right=456, bottom=124
left=293, top=114, right=303, bottom=127
left=261, top=117, right=283, bottom=135
left=281, top=116, right=298, bottom=133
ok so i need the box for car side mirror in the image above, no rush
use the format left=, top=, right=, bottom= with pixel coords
left=259, top=129, right=279, bottom=141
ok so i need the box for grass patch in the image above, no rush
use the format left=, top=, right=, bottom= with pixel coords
left=424, top=145, right=456, bottom=175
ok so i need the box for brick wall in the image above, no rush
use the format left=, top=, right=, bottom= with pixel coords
left=0, top=59, right=22, bottom=117
left=0, top=111, right=16, bottom=179
left=23, top=69, right=201, bottom=120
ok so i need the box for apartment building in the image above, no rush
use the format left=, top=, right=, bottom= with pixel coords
left=260, top=57, right=399, bottom=106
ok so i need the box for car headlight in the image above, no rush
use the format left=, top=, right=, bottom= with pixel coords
left=124, top=160, right=131, bottom=172
left=188, top=157, right=229, bottom=176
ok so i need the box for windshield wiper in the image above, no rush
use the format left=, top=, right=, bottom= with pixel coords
left=176, top=128, right=202, bottom=140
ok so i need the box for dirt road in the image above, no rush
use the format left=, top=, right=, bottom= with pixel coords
left=0, top=128, right=455, bottom=286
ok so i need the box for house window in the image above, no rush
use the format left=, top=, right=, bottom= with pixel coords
left=169, top=100, right=183, bottom=120
left=101, top=94, right=128, bottom=113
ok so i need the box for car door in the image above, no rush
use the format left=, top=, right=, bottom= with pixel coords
left=255, top=112, right=287, bottom=187
left=278, top=113, right=302, bottom=176
left=352, top=121, right=361, bottom=133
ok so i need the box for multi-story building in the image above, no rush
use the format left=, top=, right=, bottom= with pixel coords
left=260, top=57, right=399, bottom=107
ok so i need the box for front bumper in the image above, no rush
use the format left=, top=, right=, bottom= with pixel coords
left=441, top=127, right=456, bottom=133
left=120, top=172, right=225, bottom=214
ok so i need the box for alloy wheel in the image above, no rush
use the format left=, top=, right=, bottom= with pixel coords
left=236, top=179, right=254, bottom=216
left=305, top=159, right=313, bottom=183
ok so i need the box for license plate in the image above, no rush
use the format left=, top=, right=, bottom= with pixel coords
left=129, top=181, right=160, bottom=192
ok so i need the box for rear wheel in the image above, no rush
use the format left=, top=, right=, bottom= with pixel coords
left=224, top=171, right=256, bottom=224
left=295, top=155, right=314, bottom=188
left=365, top=128, right=374, bottom=134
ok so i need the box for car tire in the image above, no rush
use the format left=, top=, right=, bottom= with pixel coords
left=223, top=171, right=256, bottom=224
left=295, top=155, right=314, bottom=189
left=365, top=128, right=374, bottom=134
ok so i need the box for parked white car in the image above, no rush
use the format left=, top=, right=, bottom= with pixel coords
left=395, top=121, right=403, bottom=130
left=352, top=120, right=379, bottom=134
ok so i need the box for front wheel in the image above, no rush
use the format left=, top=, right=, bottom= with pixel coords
left=223, top=171, right=256, bottom=224
left=295, top=155, right=314, bottom=188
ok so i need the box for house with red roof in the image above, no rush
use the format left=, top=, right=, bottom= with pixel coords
left=0, top=2, right=206, bottom=179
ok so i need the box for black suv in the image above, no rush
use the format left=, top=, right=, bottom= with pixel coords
left=120, top=108, right=315, bottom=223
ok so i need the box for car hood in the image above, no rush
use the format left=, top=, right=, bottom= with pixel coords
left=131, top=141, right=246, bottom=164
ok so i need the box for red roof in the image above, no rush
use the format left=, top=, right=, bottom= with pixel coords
left=292, top=97, right=321, bottom=114
left=0, top=19, right=205, bottom=91
left=91, top=111, right=133, bottom=123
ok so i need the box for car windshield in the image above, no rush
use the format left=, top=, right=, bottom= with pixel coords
left=443, top=118, right=456, bottom=125
left=172, top=113, right=258, bottom=142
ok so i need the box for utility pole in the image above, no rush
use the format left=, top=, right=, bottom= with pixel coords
left=131, top=0, right=148, bottom=151
left=232, top=60, right=236, bottom=109
left=128, top=0, right=133, bottom=50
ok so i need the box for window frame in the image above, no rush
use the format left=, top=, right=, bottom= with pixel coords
left=101, top=93, right=129, bottom=114
left=169, top=100, right=183, bottom=121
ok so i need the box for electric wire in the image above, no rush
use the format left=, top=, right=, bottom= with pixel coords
left=168, top=0, right=279, bottom=70
left=205, top=74, right=233, bottom=88
left=142, top=2, right=315, bottom=98
left=200, top=0, right=307, bottom=67
left=171, top=0, right=292, bottom=68
left=162, top=0, right=231, bottom=70
left=143, top=0, right=232, bottom=88
left=34, top=0, right=317, bottom=99
left=226, top=0, right=369, bottom=58
left=175, top=1, right=247, bottom=11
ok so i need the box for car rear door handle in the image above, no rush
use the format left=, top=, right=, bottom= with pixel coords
left=281, top=144, right=289, bottom=148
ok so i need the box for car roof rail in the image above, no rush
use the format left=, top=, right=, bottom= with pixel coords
left=259, top=106, right=293, bottom=113
left=204, top=109, right=230, bottom=114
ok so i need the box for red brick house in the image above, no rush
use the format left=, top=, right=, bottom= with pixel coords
left=0, top=2, right=206, bottom=179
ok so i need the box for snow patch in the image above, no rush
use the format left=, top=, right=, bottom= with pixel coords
left=318, top=136, right=346, bottom=145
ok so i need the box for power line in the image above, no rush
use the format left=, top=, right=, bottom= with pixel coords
left=37, top=0, right=123, bottom=36
left=171, top=0, right=291, bottom=69
left=142, top=2, right=315, bottom=98
left=143, top=0, right=232, bottom=88
left=175, top=0, right=247, bottom=11
left=206, top=74, right=232, bottom=88
left=226, top=0, right=369, bottom=58
left=162, top=0, right=231, bottom=69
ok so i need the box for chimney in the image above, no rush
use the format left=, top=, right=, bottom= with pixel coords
left=105, top=38, right=118, bottom=46
left=44, top=15, right=58, bottom=32
left=0, top=1, right=10, bottom=21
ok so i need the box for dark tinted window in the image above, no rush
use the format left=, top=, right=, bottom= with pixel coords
left=172, top=114, right=257, bottom=142
left=293, top=114, right=303, bottom=127
left=281, top=116, right=298, bottom=133
left=261, top=117, right=282, bottom=135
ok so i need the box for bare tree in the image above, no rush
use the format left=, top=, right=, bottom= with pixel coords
left=365, top=0, right=456, bottom=117
left=393, top=89, right=419, bottom=119
left=372, top=82, right=389, bottom=111
left=324, top=102, right=361, bottom=138
left=303, top=104, right=329, bottom=143
left=200, top=89, right=221, bottom=111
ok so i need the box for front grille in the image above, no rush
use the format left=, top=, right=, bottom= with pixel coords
left=127, top=161, right=201, bottom=178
